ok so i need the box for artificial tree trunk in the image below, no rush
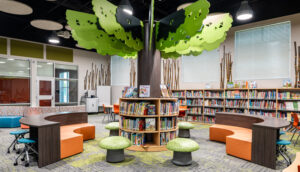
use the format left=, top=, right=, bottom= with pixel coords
left=137, top=21, right=161, bottom=98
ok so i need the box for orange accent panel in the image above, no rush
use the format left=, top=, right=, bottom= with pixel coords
left=209, top=124, right=252, bottom=161
left=60, top=123, right=95, bottom=159
left=114, top=104, right=119, bottom=114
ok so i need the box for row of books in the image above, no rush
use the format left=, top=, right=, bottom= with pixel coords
left=204, top=108, right=221, bottom=115
left=120, top=102, right=156, bottom=115
left=160, top=117, right=177, bottom=130
left=278, top=102, right=300, bottom=111
left=204, top=100, right=223, bottom=107
left=172, top=91, right=185, bottom=97
left=186, top=91, right=203, bottom=97
left=160, top=132, right=176, bottom=145
left=225, top=100, right=248, bottom=108
left=177, top=99, right=186, bottom=105
left=187, top=116, right=202, bottom=122
left=225, top=91, right=248, bottom=98
left=278, top=92, right=300, bottom=100
left=225, top=109, right=247, bottom=113
left=249, top=90, right=276, bottom=99
left=204, top=91, right=224, bottom=98
left=120, top=117, right=156, bottom=131
left=249, top=100, right=276, bottom=109
left=121, top=131, right=145, bottom=145
left=187, top=107, right=202, bottom=114
left=160, top=102, right=179, bottom=115
left=203, top=116, right=215, bottom=123
left=187, top=99, right=203, bottom=106
left=249, top=110, right=276, bottom=117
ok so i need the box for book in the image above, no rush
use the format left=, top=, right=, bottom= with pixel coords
left=160, top=85, right=170, bottom=98
left=139, top=85, right=150, bottom=97
left=145, top=118, right=156, bottom=131
left=123, top=87, right=137, bottom=98
left=147, top=104, right=156, bottom=115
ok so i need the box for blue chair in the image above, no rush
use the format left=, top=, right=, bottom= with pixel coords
left=276, top=140, right=292, bottom=166
left=14, top=138, right=38, bottom=167
left=7, top=130, right=29, bottom=154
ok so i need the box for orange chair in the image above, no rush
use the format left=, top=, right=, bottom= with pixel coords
left=113, top=104, right=119, bottom=121
left=290, top=113, right=300, bottom=146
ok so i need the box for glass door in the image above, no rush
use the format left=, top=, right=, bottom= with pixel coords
left=37, top=77, right=54, bottom=107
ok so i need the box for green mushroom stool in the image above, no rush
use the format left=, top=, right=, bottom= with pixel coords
left=167, top=138, right=199, bottom=166
left=105, top=122, right=119, bottom=136
left=178, top=122, right=194, bottom=138
left=99, top=136, right=131, bottom=163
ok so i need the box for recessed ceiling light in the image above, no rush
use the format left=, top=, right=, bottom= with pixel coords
left=0, top=0, right=33, bottom=15
left=8, top=58, right=14, bottom=61
left=49, top=37, right=60, bottom=44
left=31, top=19, right=63, bottom=31
left=0, top=61, right=6, bottom=64
left=47, top=62, right=53, bottom=65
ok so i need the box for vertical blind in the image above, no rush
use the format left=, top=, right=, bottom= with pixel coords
left=182, top=49, right=220, bottom=83
left=234, top=22, right=291, bottom=80
left=111, top=55, right=130, bottom=86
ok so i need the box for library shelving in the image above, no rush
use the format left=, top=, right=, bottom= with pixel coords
left=172, top=88, right=300, bottom=123
left=172, top=90, right=186, bottom=106
left=119, top=98, right=179, bottom=152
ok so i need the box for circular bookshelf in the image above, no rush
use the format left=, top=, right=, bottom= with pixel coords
left=119, top=98, right=179, bottom=152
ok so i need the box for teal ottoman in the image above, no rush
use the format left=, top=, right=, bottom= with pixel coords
left=0, top=116, right=22, bottom=128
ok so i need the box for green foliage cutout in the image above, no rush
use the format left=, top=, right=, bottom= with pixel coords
left=156, top=0, right=210, bottom=51
left=66, top=10, right=137, bottom=58
left=92, top=0, right=144, bottom=51
left=162, top=13, right=233, bottom=58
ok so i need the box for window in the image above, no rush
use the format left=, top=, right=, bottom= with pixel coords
left=182, top=49, right=220, bottom=83
left=37, top=61, right=54, bottom=77
left=111, top=55, right=130, bottom=86
left=234, top=22, right=291, bottom=80
left=55, top=64, right=78, bottom=105
left=0, top=57, right=30, bottom=104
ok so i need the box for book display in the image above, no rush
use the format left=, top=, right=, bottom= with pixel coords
left=119, top=98, right=179, bottom=151
left=172, top=88, right=300, bottom=123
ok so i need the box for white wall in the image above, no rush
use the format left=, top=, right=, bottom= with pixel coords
left=180, top=13, right=300, bottom=89
left=73, top=49, right=110, bottom=103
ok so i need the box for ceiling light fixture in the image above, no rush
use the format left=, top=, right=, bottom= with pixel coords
left=0, top=61, right=5, bottom=64
left=8, top=58, right=14, bottom=61
left=49, top=36, right=60, bottom=44
left=236, top=0, right=253, bottom=21
left=119, top=0, right=133, bottom=15
left=47, top=62, right=53, bottom=65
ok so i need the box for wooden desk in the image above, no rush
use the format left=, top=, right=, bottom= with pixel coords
left=215, top=112, right=290, bottom=169
left=20, top=112, right=88, bottom=167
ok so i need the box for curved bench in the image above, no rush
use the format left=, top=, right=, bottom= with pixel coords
left=283, top=152, right=300, bottom=172
left=210, top=124, right=252, bottom=161
left=60, top=123, right=95, bottom=159
left=20, top=112, right=95, bottom=167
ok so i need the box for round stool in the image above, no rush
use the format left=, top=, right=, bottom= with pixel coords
left=105, top=122, right=120, bottom=136
left=178, top=122, right=194, bottom=138
left=99, top=136, right=131, bottom=163
left=167, top=138, right=199, bottom=166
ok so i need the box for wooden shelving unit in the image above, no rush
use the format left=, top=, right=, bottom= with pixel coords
left=172, top=88, right=300, bottom=123
left=119, top=98, right=178, bottom=152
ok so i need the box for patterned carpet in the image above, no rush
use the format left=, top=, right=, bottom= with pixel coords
left=0, top=114, right=299, bottom=172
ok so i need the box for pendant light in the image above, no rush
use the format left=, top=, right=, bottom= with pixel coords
left=48, top=31, right=60, bottom=44
left=119, top=0, right=133, bottom=15
left=236, top=0, right=253, bottom=21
